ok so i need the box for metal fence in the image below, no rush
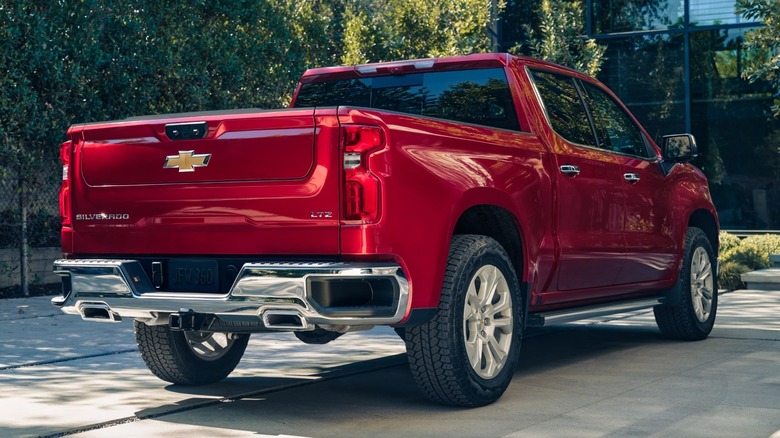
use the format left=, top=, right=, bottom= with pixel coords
left=0, top=161, right=61, bottom=293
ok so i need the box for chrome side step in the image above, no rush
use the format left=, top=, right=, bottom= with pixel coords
left=527, top=297, right=663, bottom=327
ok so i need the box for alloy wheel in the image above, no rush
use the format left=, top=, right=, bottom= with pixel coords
left=463, top=265, right=514, bottom=379
left=690, top=246, right=714, bottom=323
left=184, top=332, right=237, bottom=361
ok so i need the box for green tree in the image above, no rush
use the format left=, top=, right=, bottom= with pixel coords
left=0, top=0, right=337, bottom=185
left=737, top=0, right=780, bottom=116
left=0, top=0, right=338, bottom=199
left=518, top=0, right=605, bottom=76
left=0, top=0, right=337, bottom=293
left=341, top=0, right=503, bottom=64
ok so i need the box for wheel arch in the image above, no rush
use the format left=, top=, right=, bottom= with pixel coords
left=452, top=204, right=525, bottom=286
left=688, top=208, right=719, bottom=255
left=664, top=209, right=719, bottom=308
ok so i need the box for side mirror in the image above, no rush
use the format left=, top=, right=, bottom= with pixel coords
left=662, top=134, right=698, bottom=163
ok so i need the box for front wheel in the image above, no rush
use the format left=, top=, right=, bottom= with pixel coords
left=404, top=235, right=524, bottom=407
left=654, top=227, right=718, bottom=340
left=134, top=320, right=250, bottom=385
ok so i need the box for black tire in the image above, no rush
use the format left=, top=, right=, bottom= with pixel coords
left=134, top=320, right=250, bottom=385
left=654, top=227, right=718, bottom=340
left=404, top=235, right=524, bottom=407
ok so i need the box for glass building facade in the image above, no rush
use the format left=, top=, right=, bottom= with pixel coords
left=502, top=1, right=780, bottom=230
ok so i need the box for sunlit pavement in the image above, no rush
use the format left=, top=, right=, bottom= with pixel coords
left=0, top=289, right=778, bottom=438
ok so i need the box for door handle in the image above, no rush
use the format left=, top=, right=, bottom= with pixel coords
left=560, top=165, right=580, bottom=176
left=624, top=173, right=640, bottom=183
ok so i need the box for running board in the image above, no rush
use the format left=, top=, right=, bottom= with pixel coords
left=527, top=297, right=664, bottom=327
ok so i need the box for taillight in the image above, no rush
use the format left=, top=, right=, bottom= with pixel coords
left=59, top=141, right=72, bottom=226
left=342, top=125, right=384, bottom=222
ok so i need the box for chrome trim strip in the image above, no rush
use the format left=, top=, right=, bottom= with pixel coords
left=53, top=259, right=409, bottom=329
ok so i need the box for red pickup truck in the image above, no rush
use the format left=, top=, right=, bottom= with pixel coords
left=53, top=53, right=719, bottom=407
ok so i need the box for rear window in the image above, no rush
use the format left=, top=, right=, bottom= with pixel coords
left=294, top=68, right=521, bottom=131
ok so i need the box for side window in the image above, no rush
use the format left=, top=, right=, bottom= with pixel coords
left=581, top=82, right=652, bottom=158
left=530, top=70, right=596, bottom=147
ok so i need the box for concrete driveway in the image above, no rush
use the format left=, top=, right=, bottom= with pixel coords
left=1, top=289, right=778, bottom=438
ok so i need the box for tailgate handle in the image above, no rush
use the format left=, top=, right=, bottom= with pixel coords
left=166, top=122, right=208, bottom=140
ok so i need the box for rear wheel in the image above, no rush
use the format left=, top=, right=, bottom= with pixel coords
left=404, top=235, right=523, bottom=407
left=654, top=227, right=717, bottom=340
left=134, top=320, right=250, bottom=385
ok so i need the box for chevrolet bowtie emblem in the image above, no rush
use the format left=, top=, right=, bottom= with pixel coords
left=163, top=150, right=211, bottom=172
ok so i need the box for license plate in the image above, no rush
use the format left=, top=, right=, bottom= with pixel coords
left=168, top=259, right=219, bottom=292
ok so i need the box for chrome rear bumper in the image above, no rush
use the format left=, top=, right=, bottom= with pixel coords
left=52, top=259, right=409, bottom=332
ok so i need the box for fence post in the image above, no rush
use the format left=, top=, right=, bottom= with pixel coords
left=19, top=166, right=29, bottom=297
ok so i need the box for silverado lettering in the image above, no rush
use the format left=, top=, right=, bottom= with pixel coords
left=74, top=213, right=130, bottom=220
left=53, top=53, right=719, bottom=407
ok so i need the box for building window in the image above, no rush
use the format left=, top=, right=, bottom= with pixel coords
left=689, top=0, right=759, bottom=26
left=591, top=0, right=684, bottom=34
left=582, top=0, right=779, bottom=229
left=597, top=34, right=686, bottom=142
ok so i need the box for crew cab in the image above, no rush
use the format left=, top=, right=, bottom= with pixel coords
left=53, top=53, right=719, bottom=407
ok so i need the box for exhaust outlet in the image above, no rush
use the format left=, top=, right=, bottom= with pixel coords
left=79, top=303, right=121, bottom=322
left=262, top=310, right=308, bottom=330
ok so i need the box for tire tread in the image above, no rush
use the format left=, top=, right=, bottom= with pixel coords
left=654, top=227, right=717, bottom=341
left=134, top=321, right=249, bottom=385
left=404, top=235, right=522, bottom=407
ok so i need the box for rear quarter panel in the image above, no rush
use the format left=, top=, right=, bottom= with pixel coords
left=337, top=108, right=554, bottom=311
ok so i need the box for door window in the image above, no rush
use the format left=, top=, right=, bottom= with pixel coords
left=581, top=83, right=654, bottom=158
left=530, top=71, right=597, bottom=147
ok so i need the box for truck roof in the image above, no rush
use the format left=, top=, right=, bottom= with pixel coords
left=298, top=53, right=584, bottom=84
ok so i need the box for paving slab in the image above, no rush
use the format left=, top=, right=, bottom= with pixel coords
left=0, top=297, right=405, bottom=437
left=73, top=322, right=780, bottom=438
left=0, top=289, right=778, bottom=438
left=0, top=297, right=137, bottom=368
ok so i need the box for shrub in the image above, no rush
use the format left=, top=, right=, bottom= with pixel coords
left=721, top=234, right=780, bottom=270
left=718, top=261, right=750, bottom=291
left=717, top=232, right=780, bottom=290
left=718, top=231, right=741, bottom=255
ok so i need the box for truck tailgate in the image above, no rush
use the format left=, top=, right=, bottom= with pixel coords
left=64, top=108, right=341, bottom=256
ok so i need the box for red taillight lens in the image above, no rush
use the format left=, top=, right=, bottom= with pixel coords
left=59, top=141, right=72, bottom=226
left=342, top=125, right=384, bottom=222
left=343, top=126, right=383, bottom=151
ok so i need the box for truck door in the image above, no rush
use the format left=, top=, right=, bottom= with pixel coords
left=578, top=82, right=677, bottom=284
left=529, top=70, right=626, bottom=291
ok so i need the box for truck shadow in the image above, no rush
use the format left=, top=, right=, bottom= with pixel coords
left=141, top=324, right=675, bottom=436
left=519, top=323, right=667, bottom=373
